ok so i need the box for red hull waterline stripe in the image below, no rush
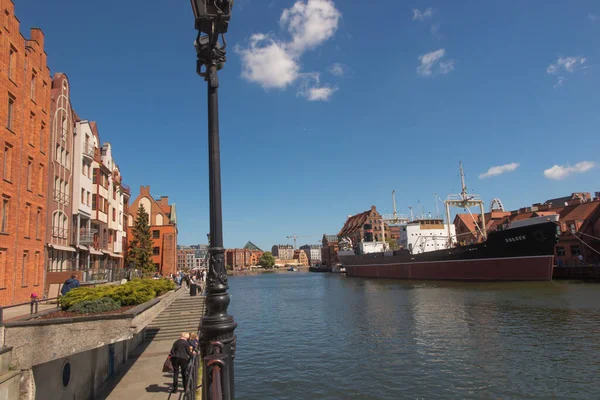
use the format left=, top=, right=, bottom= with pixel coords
left=345, top=256, right=554, bottom=281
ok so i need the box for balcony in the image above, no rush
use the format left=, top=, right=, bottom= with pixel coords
left=121, top=184, right=131, bottom=196
left=73, top=228, right=98, bottom=245
left=82, top=143, right=95, bottom=159
left=53, top=189, right=70, bottom=205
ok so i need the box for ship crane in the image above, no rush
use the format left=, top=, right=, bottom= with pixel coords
left=444, top=162, right=487, bottom=245
left=286, top=234, right=313, bottom=249
left=382, top=190, right=410, bottom=225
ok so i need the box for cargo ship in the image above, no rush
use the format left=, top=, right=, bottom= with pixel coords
left=337, top=163, right=559, bottom=281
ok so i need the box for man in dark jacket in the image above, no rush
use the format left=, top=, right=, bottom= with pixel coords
left=60, top=274, right=80, bottom=296
left=170, top=332, right=192, bottom=393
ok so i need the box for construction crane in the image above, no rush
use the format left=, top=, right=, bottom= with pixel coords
left=286, top=234, right=313, bottom=249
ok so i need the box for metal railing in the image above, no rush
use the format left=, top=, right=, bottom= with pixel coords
left=53, top=189, right=70, bottom=205
left=183, top=352, right=202, bottom=399
left=82, top=143, right=95, bottom=158
left=72, top=228, right=98, bottom=245
left=0, top=296, right=60, bottom=324
left=51, top=226, right=68, bottom=239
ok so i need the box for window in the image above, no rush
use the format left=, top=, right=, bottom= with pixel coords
left=3, top=144, right=12, bottom=181
left=31, top=71, right=37, bottom=100
left=38, top=164, right=44, bottom=194
left=1, top=197, right=8, bottom=233
left=7, top=95, right=14, bottom=130
left=8, top=47, right=15, bottom=80
left=154, top=263, right=160, bottom=270
left=152, top=230, right=160, bottom=239
left=34, top=252, right=40, bottom=285
left=87, top=191, right=90, bottom=206
left=153, top=247, right=160, bottom=255
left=569, top=223, right=576, bottom=232
left=570, top=246, right=581, bottom=256
left=35, top=208, right=41, bottom=239
left=27, top=158, right=32, bottom=191
left=24, top=203, right=31, bottom=238
left=92, top=195, right=96, bottom=210
left=112, top=208, right=116, bottom=222
left=556, top=246, right=565, bottom=256
left=65, top=151, right=70, bottom=169
left=40, top=123, right=46, bottom=153
left=22, top=251, right=28, bottom=286
left=0, top=248, right=6, bottom=288
left=55, top=144, right=60, bottom=162
left=92, top=168, right=97, bottom=184
left=29, top=113, right=35, bottom=145
left=81, top=188, right=85, bottom=203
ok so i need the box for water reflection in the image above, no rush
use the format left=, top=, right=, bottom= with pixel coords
left=229, top=273, right=600, bottom=399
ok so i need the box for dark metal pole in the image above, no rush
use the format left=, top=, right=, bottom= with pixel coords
left=200, top=62, right=237, bottom=399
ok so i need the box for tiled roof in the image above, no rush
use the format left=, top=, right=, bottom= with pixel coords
left=338, top=210, right=371, bottom=236
left=560, top=202, right=600, bottom=221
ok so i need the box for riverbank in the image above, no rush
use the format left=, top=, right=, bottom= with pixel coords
left=229, top=267, right=309, bottom=276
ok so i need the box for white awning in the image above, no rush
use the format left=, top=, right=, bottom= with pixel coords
left=49, top=244, right=76, bottom=252
left=89, top=247, right=103, bottom=255
left=111, top=253, right=123, bottom=258
left=76, top=245, right=88, bottom=251
left=101, top=250, right=112, bottom=255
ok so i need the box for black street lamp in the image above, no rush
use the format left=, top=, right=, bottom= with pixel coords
left=190, top=1, right=236, bottom=399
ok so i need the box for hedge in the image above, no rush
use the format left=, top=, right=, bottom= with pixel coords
left=60, top=278, right=176, bottom=311
left=68, top=297, right=121, bottom=314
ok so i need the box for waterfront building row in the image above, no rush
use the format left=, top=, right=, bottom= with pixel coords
left=177, top=244, right=208, bottom=270
left=0, top=1, right=135, bottom=304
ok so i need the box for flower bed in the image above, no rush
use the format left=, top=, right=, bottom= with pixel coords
left=59, top=278, right=175, bottom=313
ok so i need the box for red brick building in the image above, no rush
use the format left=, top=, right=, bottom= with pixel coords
left=0, top=3, right=51, bottom=305
left=454, top=193, right=600, bottom=266
left=127, top=186, right=177, bottom=276
left=321, top=234, right=339, bottom=266
left=225, top=247, right=263, bottom=270
left=338, top=205, right=395, bottom=245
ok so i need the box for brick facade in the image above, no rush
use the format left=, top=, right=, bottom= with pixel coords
left=0, top=1, right=51, bottom=305
left=127, top=186, right=178, bottom=276
left=225, top=248, right=263, bottom=270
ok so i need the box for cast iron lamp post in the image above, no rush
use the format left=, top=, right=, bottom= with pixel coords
left=190, top=1, right=236, bottom=399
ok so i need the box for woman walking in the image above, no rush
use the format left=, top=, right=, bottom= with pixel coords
left=169, top=332, right=192, bottom=393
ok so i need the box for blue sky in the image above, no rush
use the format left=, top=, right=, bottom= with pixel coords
left=17, top=0, right=600, bottom=251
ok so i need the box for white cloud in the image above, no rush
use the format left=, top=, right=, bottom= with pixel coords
left=302, top=86, right=338, bottom=101
left=417, top=49, right=455, bottom=77
left=281, top=0, right=341, bottom=55
left=546, top=56, right=586, bottom=87
left=430, top=23, right=442, bottom=39
left=553, top=76, right=565, bottom=88
left=297, top=73, right=338, bottom=101
left=329, top=62, right=344, bottom=76
left=237, top=0, right=341, bottom=100
left=547, top=56, right=586, bottom=74
left=238, top=34, right=300, bottom=89
left=413, top=8, right=434, bottom=21
left=544, top=161, right=596, bottom=180
left=479, top=162, right=520, bottom=179
left=589, top=14, right=597, bottom=22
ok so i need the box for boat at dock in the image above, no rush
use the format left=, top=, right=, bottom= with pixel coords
left=337, top=163, right=559, bottom=282
left=309, top=265, right=333, bottom=273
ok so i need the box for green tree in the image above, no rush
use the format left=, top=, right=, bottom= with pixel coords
left=386, top=237, right=400, bottom=251
left=127, top=204, right=155, bottom=275
left=258, top=252, right=276, bottom=269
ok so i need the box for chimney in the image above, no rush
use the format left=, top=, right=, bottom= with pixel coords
left=139, top=186, right=150, bottom=196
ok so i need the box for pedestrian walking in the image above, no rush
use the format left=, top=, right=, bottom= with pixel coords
left=169, top=332, right=192, bottom=393
left=60, top=273, right=80, bottom=296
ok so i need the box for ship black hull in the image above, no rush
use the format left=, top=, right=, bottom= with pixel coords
left=338, top=221, right=558, bottom=281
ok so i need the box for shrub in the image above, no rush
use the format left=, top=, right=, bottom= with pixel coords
left=60, top=278, right=176, bottom=310
left=67, top=297, right=121, bottom=314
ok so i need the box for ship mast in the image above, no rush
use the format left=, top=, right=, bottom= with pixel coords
left=392, top=190, right=397, bottom=220
left=444, top=162, right=487, bottom=245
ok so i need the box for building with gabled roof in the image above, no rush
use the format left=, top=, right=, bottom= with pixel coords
left=321, top=234, right=339, bottom=266
left=127, top=186, right=178, bottom=275
left=243, top=241, right=262, bottom=252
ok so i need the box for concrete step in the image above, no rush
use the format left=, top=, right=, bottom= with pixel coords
left=0, top=370, right=20, bottom=400
left=0, top=347, right=12, bottom=376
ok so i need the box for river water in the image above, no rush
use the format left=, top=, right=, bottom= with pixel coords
left=228, top=271, right=600, bottom=399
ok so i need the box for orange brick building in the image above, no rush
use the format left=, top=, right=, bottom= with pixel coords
left=127, top=186, right=177, bottom=276
left=0, top=2, right=52, bottom=305
left=225, top=247, right=263, bottom=270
